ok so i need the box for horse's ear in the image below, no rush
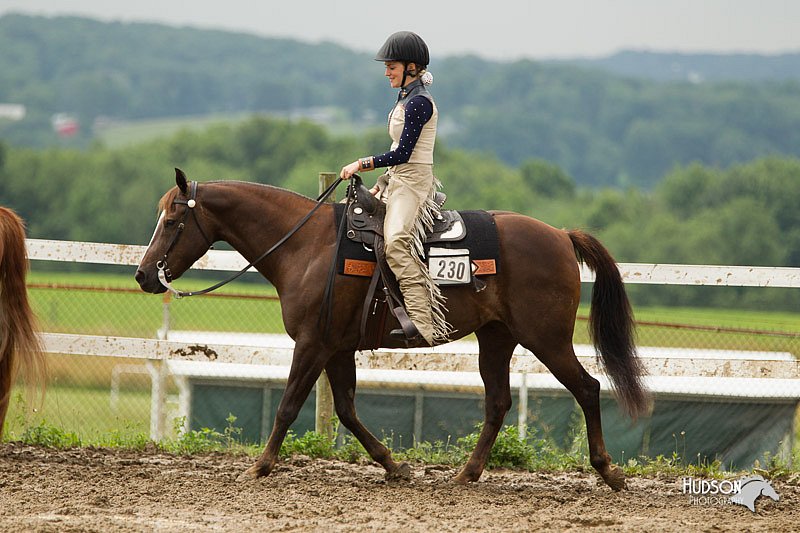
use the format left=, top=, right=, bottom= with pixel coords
left=175, top=168, right=188, bottom=194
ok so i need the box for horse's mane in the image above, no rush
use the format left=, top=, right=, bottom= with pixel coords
left=207, top=180, right=317, bottom=203
left=157, top=180, right=317, bottom=213
left=157, top=187, right=180, bottom=214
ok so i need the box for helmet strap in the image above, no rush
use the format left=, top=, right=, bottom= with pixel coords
left=399, top=62, right=415, bottom=98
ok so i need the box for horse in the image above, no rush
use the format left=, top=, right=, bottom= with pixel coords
left=135, top=169, right=648, bottom=491
left=0, top=207, right=47, bottom=438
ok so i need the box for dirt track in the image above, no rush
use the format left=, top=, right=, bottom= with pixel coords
left=0, top=443, right=796, bottom=532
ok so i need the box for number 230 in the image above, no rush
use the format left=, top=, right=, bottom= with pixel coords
left=436, top=260, right=466, bottom=279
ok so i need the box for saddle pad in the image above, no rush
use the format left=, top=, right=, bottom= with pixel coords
left=332, top=203, right=500, bottom=278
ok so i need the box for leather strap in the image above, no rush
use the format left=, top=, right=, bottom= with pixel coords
left=373, top=234, right=421, bottom=340
left=318, top=183, right=351, bottom=341
left=358, top=266, right=384, bottom=350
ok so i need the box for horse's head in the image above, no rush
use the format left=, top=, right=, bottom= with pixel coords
left=135, top=168, right=216, bottom=294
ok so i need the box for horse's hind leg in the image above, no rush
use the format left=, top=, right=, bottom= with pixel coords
left=324, top=351, right=410, bottom=481
left=453, top=321, right=517, bottom=484
left=522, top=336, right=625, bottom=491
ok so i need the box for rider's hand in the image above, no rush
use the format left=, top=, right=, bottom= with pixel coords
left=340, top=161, right=360, bottom=180
left=369, top=186, right=379, bottom=196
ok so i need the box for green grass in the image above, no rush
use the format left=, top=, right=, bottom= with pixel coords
left=95, top=112, right=254, bottom=148
left=7, top=415, right=796, bottom=478
left=575, top=303, right=799, bottom=333
left=4, top=385, right=151, bottom=443
left=94, top=108, right=367, bottom=149
left=28, top=270, right=284, bottom=338
left=30, top=270, right=799, bottom=339
left=629, top=305, right=799, bottom=333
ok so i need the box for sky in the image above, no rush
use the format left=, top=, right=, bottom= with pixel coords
left=1, top=0, right=799, bottom=60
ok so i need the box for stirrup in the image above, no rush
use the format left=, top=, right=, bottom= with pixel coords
left=389, top=328, right=422, bottom=342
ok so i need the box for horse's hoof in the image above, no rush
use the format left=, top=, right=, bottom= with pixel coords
left=385, top=462, right=411, bottom=482
left=451, top=474, right=469, bottom=485
left=452, top=469, right=480, bottom=485
left=236, top=464, right=266, bottom=482
left=602, top=465, right=627, bottom=491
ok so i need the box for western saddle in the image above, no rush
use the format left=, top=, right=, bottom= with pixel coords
left=343, top=176, right=464, bottom=348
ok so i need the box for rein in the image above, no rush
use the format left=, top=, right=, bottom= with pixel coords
left=157, top=176, right=344, bottom=298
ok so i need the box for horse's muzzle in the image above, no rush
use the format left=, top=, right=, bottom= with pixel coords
left=135, top=267, right=167, bottom=294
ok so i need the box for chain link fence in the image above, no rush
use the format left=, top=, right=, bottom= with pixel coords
left=5, top=268, right=800, bottom=470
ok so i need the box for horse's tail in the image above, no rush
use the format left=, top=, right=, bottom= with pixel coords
left=0, top=207, right=46, bottom=438
left=568, top=229, right=648, bottom=419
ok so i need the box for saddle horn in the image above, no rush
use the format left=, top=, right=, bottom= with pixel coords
left=349, top=174, right=379, bottom=215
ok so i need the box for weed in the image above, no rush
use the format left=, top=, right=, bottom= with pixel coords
left=20, top=420, right=81, bottom=448
left=623, top=451, right=725, bottom=478
left=222, top=414, right=244, bottom=449
left=397, top=437, right=462, bottom=466
left=335, top=434, right=369, bottom=463
left=97, top=425, right=152, bottom=450
left=280, top=429, right=336, bottom=459
left=162, top=415, right=253, bottom=455
left=456, top=425, right=531, bottom=469
left=4, top=415, right=796, bottom=483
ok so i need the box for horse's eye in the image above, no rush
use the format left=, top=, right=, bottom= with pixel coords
left=165, top=219, right=176, bottom=228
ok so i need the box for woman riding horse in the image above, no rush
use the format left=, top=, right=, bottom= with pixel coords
left=340, top=31, right=448, bottom=345
left=136, top=167, right=648, bottom=491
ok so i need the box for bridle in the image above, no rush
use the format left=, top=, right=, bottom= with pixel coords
left=155, top=177, right=345, bottom=298
left=156, top=180, right=214, bottom=286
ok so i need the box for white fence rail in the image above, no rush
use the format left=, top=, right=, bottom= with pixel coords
left=27, top=239, right=800, bottom=440
left=27, top=239, right=800, bottom=287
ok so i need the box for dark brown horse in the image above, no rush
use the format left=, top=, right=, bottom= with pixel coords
left=135, top=169, right=648, bottom=490
left=0, top=207, right=46, bottom=438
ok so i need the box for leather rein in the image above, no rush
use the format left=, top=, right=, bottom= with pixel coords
left=156, top=177, right=344, bottom=298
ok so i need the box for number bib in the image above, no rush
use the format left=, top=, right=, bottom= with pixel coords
left=428, top=247, right=471, bottom=285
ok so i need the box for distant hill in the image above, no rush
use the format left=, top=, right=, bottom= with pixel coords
left=560, top=50, right=800, bottom=83
left=2, top=13, right=800, bottom=188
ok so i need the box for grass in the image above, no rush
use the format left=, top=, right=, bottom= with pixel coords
left=573, top=302, right=798, bottom=355
left=29, top=270, right=799, bottom=348
left=93, top=107, right=366, bottom=149
left=28, top=270, right=284, bottom=338
left=3, top=385, right=151, bottom=442
left=94, top=112, right=255, bottom=148
left=7, top=414, right=796, bottom=479
left=630, top=305, right=800, bottom=333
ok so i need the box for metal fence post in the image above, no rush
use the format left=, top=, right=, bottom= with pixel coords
left=315, top=172, right=338, bottom=438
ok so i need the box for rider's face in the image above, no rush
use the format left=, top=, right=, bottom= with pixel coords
left=384, top=61, right=407, bottom=88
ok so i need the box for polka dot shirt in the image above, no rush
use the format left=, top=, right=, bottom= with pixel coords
left=373, top=95, right=434, bottom=168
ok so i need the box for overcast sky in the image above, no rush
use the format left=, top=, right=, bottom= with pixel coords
left=1, top=0, right=799, bottom=60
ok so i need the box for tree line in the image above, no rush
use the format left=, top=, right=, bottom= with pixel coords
left=0, top=116, right=797, bottom=310
left=2, top=14, right=800, bottom=190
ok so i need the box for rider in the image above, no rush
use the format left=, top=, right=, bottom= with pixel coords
left=340, top=31, right=449, bottom=345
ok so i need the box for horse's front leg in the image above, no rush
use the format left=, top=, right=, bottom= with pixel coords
left=238, top=342, right=331, bottom=481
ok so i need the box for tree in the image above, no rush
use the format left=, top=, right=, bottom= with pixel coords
left=519, top=159, right=575, bottom=199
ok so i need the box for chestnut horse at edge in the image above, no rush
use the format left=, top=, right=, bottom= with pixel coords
left=0, top=207, right=46, bottom=438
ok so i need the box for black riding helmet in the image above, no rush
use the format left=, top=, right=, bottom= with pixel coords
left=375, top=31, right=429, bottom=69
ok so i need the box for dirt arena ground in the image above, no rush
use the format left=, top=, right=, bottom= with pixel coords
left=1, top=443, right=796, bottom=532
